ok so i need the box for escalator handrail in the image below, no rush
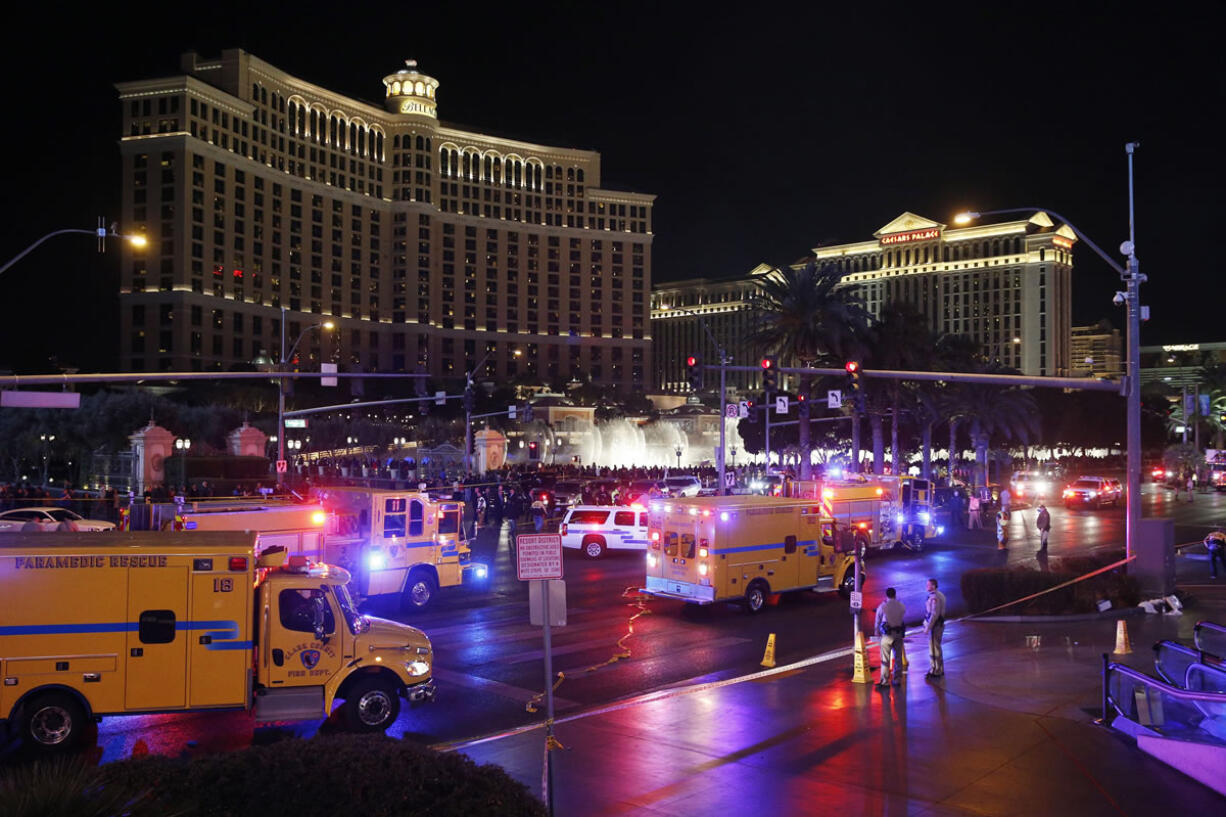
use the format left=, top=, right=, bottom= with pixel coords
left=1153, top=639, right=1201, bottom=686
left=1105, top=661, right=1226, bottom=705
left=1194, top=620, right=1226, bottom=654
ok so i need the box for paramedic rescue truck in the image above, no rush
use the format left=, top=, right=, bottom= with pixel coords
left=790, top=475, right=939, bottom=552
left=0, top=532, right=435, bottom=754
left=315, top=487, right=486, bottom=611
left=642, top=496, right=861, bottom=613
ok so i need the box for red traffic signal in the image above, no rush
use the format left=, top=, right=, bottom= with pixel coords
left=760, top=358, right=773, bottom=369
left=686, top=355, right=698, bottom=367
left=845, top=361, right=861, bottom=374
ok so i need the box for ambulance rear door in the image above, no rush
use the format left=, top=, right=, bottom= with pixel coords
left=187, top=556, right=252, bottom=708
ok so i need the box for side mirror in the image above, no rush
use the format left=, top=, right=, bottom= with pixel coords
left=311, top=596, right=330, bottom=644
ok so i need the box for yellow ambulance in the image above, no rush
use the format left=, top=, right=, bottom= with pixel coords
left=642, top=496, right=860, bottom=613
left=316, top=487, right=486, bottom=611
left=0, top=531, right=435, bottom=754
left=174, top=502, right=330, bottom=562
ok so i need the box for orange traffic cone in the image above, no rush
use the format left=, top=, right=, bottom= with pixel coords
left=1113, top=619, right=1133, bottom=655
left=761, top=633, right=777, bottom=668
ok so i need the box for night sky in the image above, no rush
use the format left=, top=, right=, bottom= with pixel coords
left=1, top=1, right=1221, bottom=373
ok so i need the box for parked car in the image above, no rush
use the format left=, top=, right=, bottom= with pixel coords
left=0, top=507, right=116, bottom=532
left=551, top=480, right=588, bottom=509
left=1009, top=471, right=1054, bottom=505
left=1062, top=476, right=1123, bottom=509
left=662, top=475, right=701, bottom=497
left=559, top=505, right=649, bottom=558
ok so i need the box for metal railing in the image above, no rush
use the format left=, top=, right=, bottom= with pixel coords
left=1195, top=620, right=1226, bottom=658
left=1103, top=656, right=1226, bottom=745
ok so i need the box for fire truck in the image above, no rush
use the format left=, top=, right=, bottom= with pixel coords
left=174, top=502, right=329, bottom=562
left=790, top=475, right=941, bottom=552
left=315, top=487, right=486, bottom=611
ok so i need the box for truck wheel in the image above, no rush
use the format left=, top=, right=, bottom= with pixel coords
left=744, top=580, right=770, bottom=614
left=343, top=676, right=401, bottom=733
left=21, top=692, right=86, bottom=753
left=401, top=570, right=437, bottom=612
left=582, top=536, right=606, bottom=559
left=839, top=571, right=865, bottom=598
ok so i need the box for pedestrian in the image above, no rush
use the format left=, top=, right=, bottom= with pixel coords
left=996, top=510, right=1008, bottom=550
left=999, top=487, right=1012, bottom=517
left=1206, top=531, right=1226, bottom=579
left=874, top=587, right=906, bottom=687
left=1035, top=503, right=1051, bottom=553
left=1187, top=473, right=1195, bottom=503
left=923, top=578, right=947, bottom=679
left=967, top=493, right=982, bottom=529
left=531, top=495, right=547, bottom=532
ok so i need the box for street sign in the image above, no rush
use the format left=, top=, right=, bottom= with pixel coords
left=725, top=471, right=737, bottom=488
left=1, top=391, right=81, bottom=409
left=320, top=362, right=338, bottom=387
left=516, top=533, right=564, bottom=581
left=284, top=418, right=308, bottom=428
left=849, top=590, right=863, bottom=610
left=435, top=390, right=447, bottom=406
left=529, top=579, right=567, bottom=626
left=725, top=402, right=738, bottom=419
left=827, top=389, right=843, bottom=409
left=508, top=405, right=517, bottom=419
left=738, top=401, right=750, bottom=418
left=775, top=396, right=789, bottom=415
left=276, top=459, right=288, bottom=474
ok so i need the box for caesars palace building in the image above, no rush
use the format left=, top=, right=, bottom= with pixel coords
left=115, top=50, right=654, bottom=389
left=654, top=211, right=1074, bottom=392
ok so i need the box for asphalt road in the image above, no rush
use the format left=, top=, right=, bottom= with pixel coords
left=64, top=482, right=1226, bottom=763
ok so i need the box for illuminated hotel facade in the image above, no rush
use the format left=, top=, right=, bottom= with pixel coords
left=653, top=210, right=1075, bottom=393
left=115, top=50, right=654, bottom=389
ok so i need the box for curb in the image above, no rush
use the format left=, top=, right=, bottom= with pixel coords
left=968, top=606, right=1148, bottom=623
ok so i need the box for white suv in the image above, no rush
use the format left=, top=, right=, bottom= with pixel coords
left=663, top=475, right=702, bottom=497
left=559, top=506, right=649, bottom=558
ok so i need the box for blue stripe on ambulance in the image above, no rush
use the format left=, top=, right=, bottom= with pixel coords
left=0, top=619, right=252, bottom=651
left=711, top=540, right=817, bottom=555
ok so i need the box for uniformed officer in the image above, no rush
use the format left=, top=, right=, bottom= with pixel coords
left=1205, top=531, right=1226, bottom=579
left=874, top=587, right=906, bottom=687
left=923, top=578, right=947, bottom=678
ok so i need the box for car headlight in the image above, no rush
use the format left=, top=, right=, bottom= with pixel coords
left=406, top=660, right=430, bottom=677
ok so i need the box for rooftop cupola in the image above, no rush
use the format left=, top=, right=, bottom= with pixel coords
left=383, top=59, right=439, bottom=118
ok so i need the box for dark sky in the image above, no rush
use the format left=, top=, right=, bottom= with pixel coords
left=1, top=1, right=1221, bottom=372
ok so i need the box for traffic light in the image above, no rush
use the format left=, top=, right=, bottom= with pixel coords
left=528, top=440, right=540, bottom=460
left=761, top=356, right=778, bottom=392
left=845, top=360, right=862, bottom=393
left=463, top=387, right=475, bottom=413
left=686, top=354, right=703, bottom=391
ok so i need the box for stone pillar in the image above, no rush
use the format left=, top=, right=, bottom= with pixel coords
left=227, top=422, right=269, bottom=457
left=128, top=421, right=176, bottom=494
left=475, top=428, right=508, bottom=474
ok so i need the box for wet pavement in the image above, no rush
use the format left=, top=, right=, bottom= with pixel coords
left=456, top=587, right=1226, bottom=816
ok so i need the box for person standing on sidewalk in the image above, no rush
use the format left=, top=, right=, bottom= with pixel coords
left=923, top=578, right=947, bottom=679
left=1035, top=503, right=1051, bottom=553
left=874, top=588, right=906, bottom=687
left=1205, top=530, right=1226, bottom=579
left=967, top=493, right=982, bottom=529
left=1187, top=473, right=1195, bottom=503
left=996, top=509, right=1008, bottom=550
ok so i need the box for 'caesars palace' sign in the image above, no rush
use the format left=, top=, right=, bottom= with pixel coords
left=880, top=228, right=940, bottom=245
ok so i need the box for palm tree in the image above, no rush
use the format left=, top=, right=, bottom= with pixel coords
left=930, top=334, right=985, bottom=481
left=947, top=365, right=1039, bottom=487
left=751, top=260, right=872, bottom=478
left=864, top=301, right=934, bottom=475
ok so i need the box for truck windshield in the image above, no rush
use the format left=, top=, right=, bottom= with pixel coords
left=438, top=509, right=460, bottom=535
left=332, top=584, right=367, bottom=635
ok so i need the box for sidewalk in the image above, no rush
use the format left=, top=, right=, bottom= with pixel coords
left=457, top=606, right=1226, bottom=816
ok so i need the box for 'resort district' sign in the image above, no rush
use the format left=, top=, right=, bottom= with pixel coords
left=516, top=534, right=563, bottom=581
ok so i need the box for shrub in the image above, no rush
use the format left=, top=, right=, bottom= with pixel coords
left=101, top=733, right=545, bottom=817
left=0, top=757, right=182, bottom=817
left=962, top=552, right=1140, bottom=615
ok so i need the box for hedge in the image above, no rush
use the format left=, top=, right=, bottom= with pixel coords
left=2, top=734, right=544, bottom=817
left=961, top=552, right=1140, bottom=615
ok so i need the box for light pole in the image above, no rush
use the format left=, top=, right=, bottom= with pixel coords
left=0, top=220, right=147, bottom=277
left=464, top=348, right=521, bottom=477
left=175, top=438, right=191, bottom=489
left=277, top=306, right=334, bottom=480
left=674, top=444, right=683, bottom=470
left=955, top=143, right=1144, bottom=561
left=39, top=434, right=55, bottom=486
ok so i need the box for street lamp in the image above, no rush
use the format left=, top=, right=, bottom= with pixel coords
left=175, top=438, right=191, bottom=489
left=0, top=220, right=147, bottom=277
left=277, top=306, right=334, bottom=480
left=464, top=348, right=521, bottom=476
left=674, top=444, right=683, bottom=469
left=39, top=434, right=55, bottom=486
left=954, top=142, right=1144, bottom=563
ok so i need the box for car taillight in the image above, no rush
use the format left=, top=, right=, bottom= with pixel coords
left=560, top=524, right=568, bottom=536
left=1063, top=489, right=1074, bottom=497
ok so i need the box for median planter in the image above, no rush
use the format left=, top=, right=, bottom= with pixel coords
left=961, top=553, right=1140, bottom=615
left=96, top=733, right=545, bottom=817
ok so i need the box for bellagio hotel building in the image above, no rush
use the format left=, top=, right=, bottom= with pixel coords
left=115, top=50, right=654, bottom=389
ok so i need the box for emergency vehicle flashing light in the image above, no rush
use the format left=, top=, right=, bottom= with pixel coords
left=311, top=511, right=327, bottom=525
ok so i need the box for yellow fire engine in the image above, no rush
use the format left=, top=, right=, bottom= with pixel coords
left=0, top=531, right=435, bottom=754
left=174, top=502, right=330, bottom=562
left=792, top=475, right=942, bottom=552
left=316, top=487, right=486, bottom=611
left=642, top=496, right=860, bottom=613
